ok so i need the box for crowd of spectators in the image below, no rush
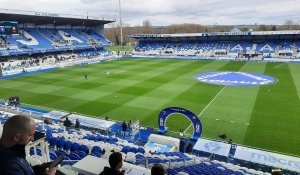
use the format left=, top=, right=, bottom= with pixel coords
left=4, top=96, right=20, bottom=107
left=1, top=57, right=48, bottom=70
left=54, top=54, right=77, bottom=62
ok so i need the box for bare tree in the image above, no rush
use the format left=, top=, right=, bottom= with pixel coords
left=166, top=23, right=207, bottom=33
left=278, top=19, right=297, bottom=30
left=142, top=19, right=153, bottom=34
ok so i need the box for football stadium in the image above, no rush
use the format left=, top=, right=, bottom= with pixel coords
left=0, top=7, right=300, bottom=175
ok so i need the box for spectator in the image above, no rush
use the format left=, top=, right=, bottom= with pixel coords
left=0, top=115, right=57, bottom=175
left=8, top=96, right=14, bottom=106
left=75, top=119, right=80, bottom=130
left=185, top=141, right=193, bottom=154
left=151, top=164, right=165, bottom=175
left=63, top=117, right=72, bottom=128
left=272, top=167, right=283, bottom=175
left=44, top=118, right=53, bottom=125
left=15, top=96, right=20, bottom=106
left=179, top=138, right=185, bottom=153
left=99, top=152, right=124, bottom=175
left=128, top=120, right=132, bottom=136
left=121, top=121, right=127, bottom=137
left=4, top=100, right=8, bottom=107
left=228, top=139, right=232, bottom=144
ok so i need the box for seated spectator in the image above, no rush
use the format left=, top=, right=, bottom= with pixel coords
left=63, top=117, right=73, bottom=128
left=0, top=115, right=57, bottom=174
left=99, top=152, right=124, bottom=175
left=44, top=118, right=53, bottom=125
left=151, top=164, right=165, bottom=175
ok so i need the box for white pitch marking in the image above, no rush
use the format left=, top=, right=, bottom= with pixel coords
left=273, top=62, right=286, bottom=69
left=184, top=61, right=249, bottom=134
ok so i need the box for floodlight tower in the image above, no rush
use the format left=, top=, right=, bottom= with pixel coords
left=119, top=0, right=123, bottom=54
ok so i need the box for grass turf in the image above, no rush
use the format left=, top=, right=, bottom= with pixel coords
left=104, top=45, right=132, bottom=52
left=1, top=58, right=300, bottom=156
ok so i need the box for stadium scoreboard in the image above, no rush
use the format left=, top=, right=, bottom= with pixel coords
left=0, top=21, right=19, bottom=36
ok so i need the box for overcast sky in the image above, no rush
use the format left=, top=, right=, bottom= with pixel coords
left=2, top=0, right=300, bottom=27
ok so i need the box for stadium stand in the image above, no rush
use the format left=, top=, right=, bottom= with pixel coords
left=130, top=31, right=300, bottom=59
left=1, top=103, right=300, bottom=175
left=1, top=8, right=300, bottom=175
left=0, top=10, right=113, bottom=58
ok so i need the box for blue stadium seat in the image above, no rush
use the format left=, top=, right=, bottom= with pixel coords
left=137, top=147, right=145, bottom=154
left=92, top=146, right=102, bottom=154
left=57, top=138, right=65, bottom=150
left=49, top=137, right=59, bottom=148
left=122, top=146, right=130, bottom=154
left=64, top=140, right=72, bottom=152
left=91, top=152, right=102, bottom=158
left=79, top=145, right=89, bottom=154
left=71, top=143, right=80, bottom=152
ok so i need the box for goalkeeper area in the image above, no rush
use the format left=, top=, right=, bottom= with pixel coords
left=1, top=58, right=300, bottom=156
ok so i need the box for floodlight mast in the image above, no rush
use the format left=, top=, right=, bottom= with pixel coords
left=119, top=0, right=123, bottom=54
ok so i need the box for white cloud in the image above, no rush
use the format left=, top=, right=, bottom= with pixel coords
left=1, top=0, right=300, bottom=26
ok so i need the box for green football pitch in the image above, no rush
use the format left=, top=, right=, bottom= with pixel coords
left=1, top=58, right=300, bottom=156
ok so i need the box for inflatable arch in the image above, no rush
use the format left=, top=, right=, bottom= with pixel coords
left=157, top=107, right=202, bottom=140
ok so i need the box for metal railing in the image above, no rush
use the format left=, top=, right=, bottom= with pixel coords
left=0, top=104, right=45, bottom=119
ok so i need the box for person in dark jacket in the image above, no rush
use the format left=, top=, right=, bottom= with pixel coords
left=128, top=120, right=132, bottom=136
left=75, top=119, right=80, bottom=130
left=121, top=121, right=127, bottom=137
left=179, top=138, right=185, bottom=153
left=64, top=117, right=72, bottom=128
left=99, top=152, right=124, bottom=175
left=185, top=141, right=193, bottom=154
left=0, top=114, right=57, bottom=175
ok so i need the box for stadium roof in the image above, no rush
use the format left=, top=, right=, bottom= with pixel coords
left=0, top=9, right=115, bottom=27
